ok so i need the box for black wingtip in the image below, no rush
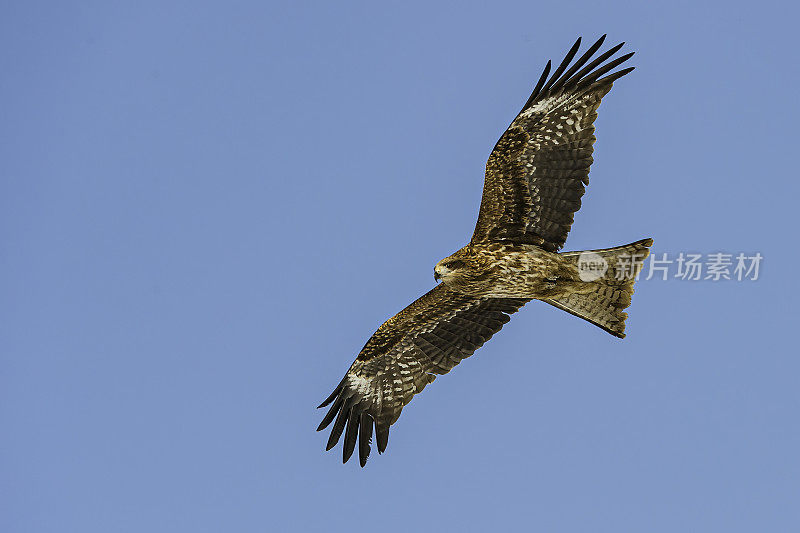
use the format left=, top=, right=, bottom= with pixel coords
left=325, top=397, right=351, bottom=450
left=342, top=409, right=359, bottom=463
left=358, top=413, right=373, bottom=467
left=375, top=423, right=389, bottom=454
left=316, top=395, right=343, bottom=431
left=317, top=381, right=344, bottom=409
left=525, top=60, right=551, bottom=107
left=539, top=36, right=582, bottom=95
left=548, top=35, right=606, bottom=94
left=317, top=395, right=333, bottom=409
left=564, top=41, right=625, bottom=87
left=519, top=36, right=634, bottom=116
left=578, top=51, right=636, bottom=88
left=596, top=66, right=635, bottom=86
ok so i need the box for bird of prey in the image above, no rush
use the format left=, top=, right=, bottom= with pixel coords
left=317, top=35, right=652, bottom=467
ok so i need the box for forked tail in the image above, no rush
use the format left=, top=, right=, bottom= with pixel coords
left=545, top=238, right=653, bottom=338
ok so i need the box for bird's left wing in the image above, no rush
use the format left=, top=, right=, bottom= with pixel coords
left=317, top=284, right=528, bottom=466
left=471, top=35, right=634, bottom=251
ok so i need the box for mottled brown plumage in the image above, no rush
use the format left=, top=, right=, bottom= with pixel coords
left=318, top=35, right=652, bottom=466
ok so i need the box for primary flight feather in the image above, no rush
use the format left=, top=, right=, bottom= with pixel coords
left=318, top=35, right=652, bottom=467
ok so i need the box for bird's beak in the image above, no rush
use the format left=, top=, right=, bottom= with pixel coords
left=434, top=271, right=441, bottom=282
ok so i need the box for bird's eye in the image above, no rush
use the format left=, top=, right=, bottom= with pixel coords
left=444, top=260, right=465, bottom=269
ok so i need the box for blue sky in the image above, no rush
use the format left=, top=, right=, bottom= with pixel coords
left=3, top=1, right=799, bottom=531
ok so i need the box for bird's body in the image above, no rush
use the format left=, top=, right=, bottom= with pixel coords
left=435, top=242, right=581, bottom=299
left=317, top=35, right=653, bottom=466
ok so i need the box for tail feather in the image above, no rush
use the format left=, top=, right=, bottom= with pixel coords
left=545, top=238, right=653, bottom=338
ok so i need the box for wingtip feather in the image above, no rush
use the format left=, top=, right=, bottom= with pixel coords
left=358, top=413, right=373, bottom=467
left=520, top=35, right=634, bottom=115
left=325, top=397, right=351, bottom=451
left=316, top=395, right=342, bottom=431
left=376, top=423, right=389, bottom=454
left=317, top=381, right=343, bottom=408
left=540, top=36, right=582, bottom=95
left=342, top=409, right=359, bottom=463
left=596, top=66, right=635, bottom=86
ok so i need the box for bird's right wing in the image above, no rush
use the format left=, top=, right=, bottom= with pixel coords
left=317, top=284, right=529, bottom=466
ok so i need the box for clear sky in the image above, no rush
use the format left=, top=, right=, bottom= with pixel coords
left=3, top=1, right=799, bottom=532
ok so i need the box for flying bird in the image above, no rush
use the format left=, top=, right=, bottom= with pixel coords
left=317, top=35, right=652, bottom=466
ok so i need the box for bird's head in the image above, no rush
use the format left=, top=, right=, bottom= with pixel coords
left=434, top=249, right=477, bottom=284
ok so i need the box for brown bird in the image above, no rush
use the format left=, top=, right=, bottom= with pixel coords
left=318, top=35, right=652, bottom=466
